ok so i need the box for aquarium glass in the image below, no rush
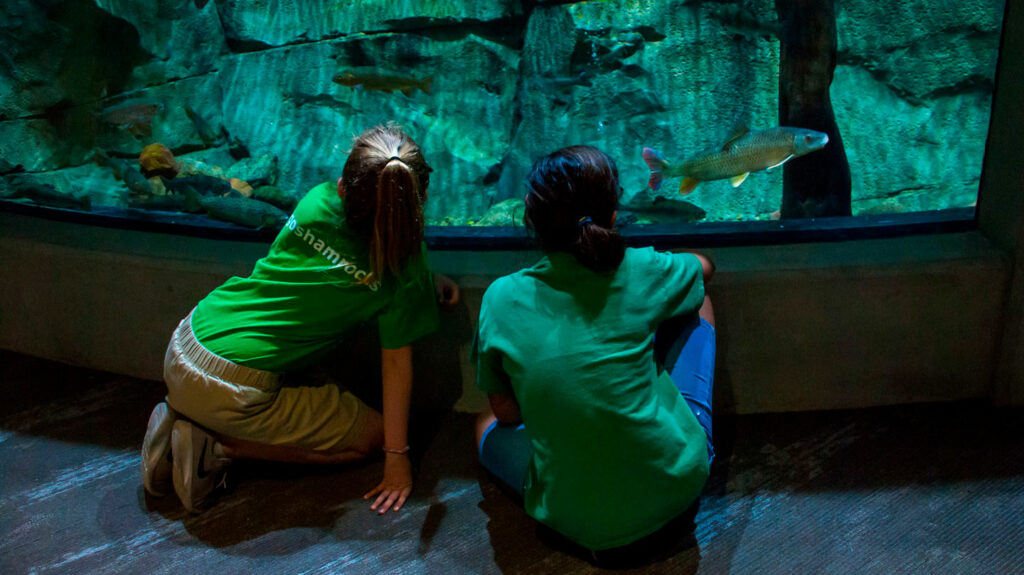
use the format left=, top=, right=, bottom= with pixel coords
left=0, top=0, right=1007, bottom=237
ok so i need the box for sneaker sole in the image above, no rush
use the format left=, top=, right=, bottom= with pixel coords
left=141, top=402, right=175, bottom=497
left=171, top=420, right=199, bottom=513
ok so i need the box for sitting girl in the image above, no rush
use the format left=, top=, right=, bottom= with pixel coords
left=473, top=145, right=715, bottom=559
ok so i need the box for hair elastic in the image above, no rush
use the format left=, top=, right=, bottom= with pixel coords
left=578, top=216, right=593, bottom=227
left=387, top=155, right=403, bottom=163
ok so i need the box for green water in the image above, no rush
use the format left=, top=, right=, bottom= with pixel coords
left=0, top=0, right=1006, bottom=230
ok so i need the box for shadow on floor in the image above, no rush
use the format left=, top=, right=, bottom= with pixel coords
left=2, top=349, right=1024, bottom=574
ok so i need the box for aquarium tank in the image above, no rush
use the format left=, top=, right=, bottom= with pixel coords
left=0, top=0, right=1007, bottom=243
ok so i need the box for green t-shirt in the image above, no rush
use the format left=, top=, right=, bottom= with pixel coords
left=474, top=247, right=709, bottom=550
left=192, top=182, right=439, bottom=372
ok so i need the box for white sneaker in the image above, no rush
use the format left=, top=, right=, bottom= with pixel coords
left=141, top=402, right=176, bottom=497
left=171, top=419, right=231, bottom=513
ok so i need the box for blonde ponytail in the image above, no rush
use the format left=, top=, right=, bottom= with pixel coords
left=341, top=125, right=431, bottom=284
left=370, top=158, right=424, bottom=281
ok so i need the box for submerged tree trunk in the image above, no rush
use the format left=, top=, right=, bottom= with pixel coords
left=776, top=0, right=851, bottom=218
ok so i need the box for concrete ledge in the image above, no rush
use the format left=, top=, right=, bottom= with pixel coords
left=702, top=235, right=1009, bottom=412
left=0, top=211, right=1010, bottom=413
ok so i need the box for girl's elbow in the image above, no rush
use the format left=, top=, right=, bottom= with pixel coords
left=695, top=253, right=715, bottom=284
left=489, top=394, right=522, bottom=423
left=493, top=404, right=521, bottom=423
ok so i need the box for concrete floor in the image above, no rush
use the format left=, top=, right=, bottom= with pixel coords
left=2, top=348, right=1023, bottom=574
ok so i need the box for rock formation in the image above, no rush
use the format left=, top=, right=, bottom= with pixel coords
left=0, top=0, right=1004, bottom=226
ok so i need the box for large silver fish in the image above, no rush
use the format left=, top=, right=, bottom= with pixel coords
left=643, top=124, right=829, bottom=195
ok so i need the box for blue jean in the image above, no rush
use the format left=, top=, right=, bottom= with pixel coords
left=479, top=314, right=717, bottom=495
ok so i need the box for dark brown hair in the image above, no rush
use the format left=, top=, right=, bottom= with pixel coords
left=524, top=145, right=625, bottom=272
left=342, top=125, right=431, bottom=283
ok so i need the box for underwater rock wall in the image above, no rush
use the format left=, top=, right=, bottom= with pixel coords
left=0, top=0, right=1004, bottom=225
left=834, top=0, right=1002, bottom=214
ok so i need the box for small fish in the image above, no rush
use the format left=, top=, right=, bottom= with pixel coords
left=332, top=68, right=433, bottom=96
left=184, top=106, right=221, bottom=147
left=100, top=101, right=163, bottom=138
left=5, top=181, right=91, bottom=211
left=251, top=185, right=298, bottom=212
left=475, top=198, right=526, bottom=227
left=157, top=180, right=205, bottom=212
left=643, top=124, right=829, bottom=195
left=179, top=185, right=287, bottom=228
left=581, top=32, right=646, bottom=74
left=201, top=196, right=288, bottom=229
left=163, top=174, right=232, bottom=197
left=122, top=166, right=153, bottom=195
left=92, top=149, right=151, bottom=194
left=622, top=191, right=707, bottom=221
left=127, top=193, right=193, bottom=212
left=527, top=71, right=594, bottom=91
left=290, top=92, right=359, bottom=114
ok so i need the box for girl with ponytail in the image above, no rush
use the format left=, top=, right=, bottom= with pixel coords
left=473, top=145, right=717, bottom=563
left=143, top=124, right=459, bottom=516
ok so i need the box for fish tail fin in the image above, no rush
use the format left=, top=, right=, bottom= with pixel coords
left=679, top=178, right=699, bottom=196
left=421, top=76, right=433, bottom=95
left=648, top=171, right=663, bottom=191
left=642, top=147, right=667, bottom=191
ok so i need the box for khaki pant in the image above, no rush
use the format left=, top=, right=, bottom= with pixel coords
left=163, top=312, right=368, bottom=452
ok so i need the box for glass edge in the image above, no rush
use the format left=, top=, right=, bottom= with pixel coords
left=0, top=199, right=978, bottom=250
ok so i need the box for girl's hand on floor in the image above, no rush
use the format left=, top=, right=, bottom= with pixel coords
left=364, top=452, right=413, bottom=514
left=434, top=274, right=460, bottom=308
